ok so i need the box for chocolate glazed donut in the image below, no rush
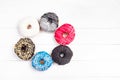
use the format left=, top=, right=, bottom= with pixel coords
left=14, top=38, right=35, bottom=60
left=51, top=45, right=73, bottom=65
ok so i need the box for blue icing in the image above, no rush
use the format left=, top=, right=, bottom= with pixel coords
left=32, top=51, right=53, bottom=71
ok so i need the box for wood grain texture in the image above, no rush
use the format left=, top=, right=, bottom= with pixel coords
left=0, top=0, right=120, bottom=80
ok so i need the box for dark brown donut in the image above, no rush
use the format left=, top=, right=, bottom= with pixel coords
left=51, top=45, right=73, bottom=65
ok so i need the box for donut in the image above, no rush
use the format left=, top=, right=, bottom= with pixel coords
left=51, top=45, right=73, bottom=65
left=39, top=12, right=59, bottom=32
left=18, top=17, right=40, bottom=37
left=14, top=38, right=35, bottom=60
left=32, top=51, right=53, bottom=71
left=54, top=23, right=75, bottom=45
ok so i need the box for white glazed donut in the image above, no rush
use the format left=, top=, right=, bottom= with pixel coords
left=18, top=17, right=40, bottom=37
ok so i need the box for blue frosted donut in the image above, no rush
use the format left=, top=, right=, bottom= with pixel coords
left=32, top=51, right=53, bottom=71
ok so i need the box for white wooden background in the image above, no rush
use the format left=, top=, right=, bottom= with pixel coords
left=0, top=0, right=120, bottom=80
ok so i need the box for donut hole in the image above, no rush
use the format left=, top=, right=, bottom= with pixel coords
left=63, top=33, right=68, bottom=38
left=27, top=24, right=32, bottom=29
left=40, top=59, right=45, bottom=64
left=21, top=44, right=27, bottom=52
left=48, top=17, right=53, bottom=23
left=60, top=53, right=65, bottom=58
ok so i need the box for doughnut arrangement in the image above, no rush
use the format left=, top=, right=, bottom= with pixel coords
left=14, top=12, right=75, bottom=71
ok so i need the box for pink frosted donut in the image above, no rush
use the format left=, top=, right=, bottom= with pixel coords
left=55, top=23, right=75, bottom=45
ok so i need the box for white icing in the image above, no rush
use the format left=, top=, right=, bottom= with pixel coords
left=18, top=17, right=40, bottom=37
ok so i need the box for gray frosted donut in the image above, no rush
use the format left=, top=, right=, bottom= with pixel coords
left=39, top=12, right=59, bottom=32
